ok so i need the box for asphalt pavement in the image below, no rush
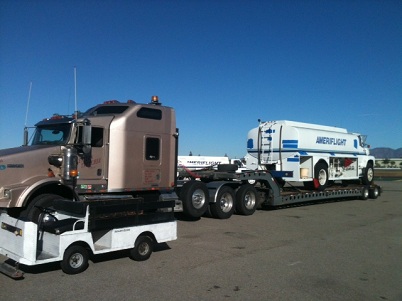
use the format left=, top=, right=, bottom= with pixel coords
left=1, top=180, right=401, bottom=301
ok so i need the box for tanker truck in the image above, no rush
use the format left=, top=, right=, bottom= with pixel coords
left=245, top=120, right=375, bottom=190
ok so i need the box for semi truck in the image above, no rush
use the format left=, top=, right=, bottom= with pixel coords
left=0, top=95, right=382, bottom=277
left=0, top=96, right=380, bottom=225
left=245, top=120, right=375, bottom=190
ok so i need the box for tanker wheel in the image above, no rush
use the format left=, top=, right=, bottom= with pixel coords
left=61, top=245, right=89, bottom=274
left=20, top=193, right=61, bottom=224
left=210, top=186, right=235, bottom=219
left=235, top=184, right=258, bottom=216
left=180, top=181, right=209, bottom=218
left=314, top=162, right=328, bottom=191
left=362, top=163, right=374, bottom=185
left=130, top=235, right=154, bottom=261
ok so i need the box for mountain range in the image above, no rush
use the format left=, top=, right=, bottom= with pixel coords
left=370, top=148, right=402, bottom=158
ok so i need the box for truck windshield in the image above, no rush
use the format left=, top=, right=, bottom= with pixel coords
left=31, top=124, right=71, bottom=146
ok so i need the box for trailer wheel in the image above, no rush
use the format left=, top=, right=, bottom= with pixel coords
left=61, top=245, right=89, bottom=274
left=369, top=186, right=379, bottom=199
left=235, top=184, right=258, bottom=216
left=362, top=163, right=374, bottom=185
left=180, top=181, right=209, bottom=218
left=210, top=186, right=235, bottom=219
left=360, top=187, right=369, bottom=200
left=130, top=236, right=154, bottom=261
left=314, top=162, right=328, bottom=191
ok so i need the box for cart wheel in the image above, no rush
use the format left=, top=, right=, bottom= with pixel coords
left=61, top=245, right=89, bottom=274
left=130, top=236, right=154, bottom=261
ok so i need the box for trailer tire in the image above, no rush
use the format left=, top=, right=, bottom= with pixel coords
left=180, top=181, right=209, bottom=218
left=235, top=184, right=258, bottom=216
left=21, top=193, right=62, bottom=224
left=360, top=186, right=369, bottom=200
left=61, top=245, right=89, bottom=274
left=314, top=162, right=328, bottom=191
left=369, top=186, right=379, bottom=199
left=217, top=164, right=238, bottom=172
left=362, top=163, right=374, bottom=185
left=210, top=186, right=235, bottom=219
left=130, top=236, right=154, bottom=261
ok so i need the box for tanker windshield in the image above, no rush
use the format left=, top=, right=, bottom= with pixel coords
left=31, top=124, right=71, bottom=146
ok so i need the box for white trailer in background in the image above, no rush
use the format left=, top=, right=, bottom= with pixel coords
left=246, top=120, right=375, bottom=190
left=178, top=156, right=229, bottom=170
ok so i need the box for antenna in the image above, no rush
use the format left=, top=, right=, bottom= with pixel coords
left=23, top=81, right=32, bottom=146
left=74, top=66, right=78, bottom=117
left=24, top=81, right=32, bottom=127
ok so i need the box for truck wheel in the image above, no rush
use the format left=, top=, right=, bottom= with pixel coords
left=180, top=181, right=209, bottom=218
left=360, top=186, right=369, bottom=200
left=61, top=245, right=89, bottom=274
left=362, top=163, right=374, bottom=185
left=314, top=162, right=328, bottom=191
left=369, top=186, right=379, bottom=199
left=235, top=184, right=258, bottom=215
left=21, top=193, right=61, bottom=224
left=130, top=236, right=154, bottom=261
left=210, top=186, right=235, bottom=219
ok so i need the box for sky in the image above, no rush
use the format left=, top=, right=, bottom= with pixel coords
left=1, top=0, right=401, bottom=159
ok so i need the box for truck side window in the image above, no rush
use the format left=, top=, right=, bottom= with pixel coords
left=77, top=126, right=103, bottom=147
left=137, top=108, right=162, bottom=120
left=145, top=137, right=160, bottom=160
left=91, top=127, right=103, bottom=147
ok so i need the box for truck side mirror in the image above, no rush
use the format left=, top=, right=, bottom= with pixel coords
left=82, top=119, right=92, bottom=154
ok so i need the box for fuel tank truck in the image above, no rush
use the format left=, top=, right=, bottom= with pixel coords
left=245, top=120, right=375, bottom=190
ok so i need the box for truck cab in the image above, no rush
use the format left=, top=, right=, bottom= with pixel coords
left=0, top=97, right=178, bottom=222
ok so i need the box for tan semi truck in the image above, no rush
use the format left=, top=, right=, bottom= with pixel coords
left=0, top=96, right=381, bottom=223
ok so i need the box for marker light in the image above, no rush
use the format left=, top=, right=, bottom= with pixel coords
left=151, top=96, right=159, bottom=103
left=69, top=170, right=79, bottom=177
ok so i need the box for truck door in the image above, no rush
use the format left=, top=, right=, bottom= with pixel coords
left=76, top=125, right=109, bottom=192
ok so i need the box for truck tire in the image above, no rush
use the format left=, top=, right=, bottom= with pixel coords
left=61, top=245, right=89, bottom=274
left=362, top=163, right=374, bottom=185
left=180, top=181, right=209, bottom=218
left=314, top=162, right=328, bottom=191
left=235, top=184, right=258, bottom=216
left=130, top=236, right=154, bottom=261
left=217, top=164, right=238, bottom=172
left=210, top=186, right=235, bottom=219
left=20, top=193, right=62, bottom=224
